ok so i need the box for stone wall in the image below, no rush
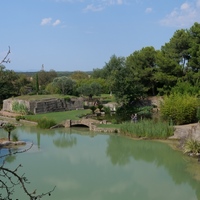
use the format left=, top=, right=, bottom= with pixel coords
left=66, top=98, right=84, bottom=111
left=2, top=97, right=84, bottom=114
left=3, top=99, right=30, bottom=112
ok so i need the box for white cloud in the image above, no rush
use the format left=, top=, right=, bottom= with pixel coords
left=53, top=19, right=61, bottom=26
left=180, top=3, right=190, bottom=10
left=83, top=4, right=104, bottom=12
left=40, top=18, right=52, bottom=26
left=145, top=7, right=152, bottom=13
left=41, top=18, right=61, bottom=27
left=82, top=0, right=127, bottom=12
left=160, top=0, right=200, bottom=28
left=105, top=0, right=125, bottom=5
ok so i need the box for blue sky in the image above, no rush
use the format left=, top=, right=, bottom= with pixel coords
left=0, top=0, right=200, bottom=72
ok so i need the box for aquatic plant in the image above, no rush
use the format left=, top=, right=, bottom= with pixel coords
left=120, top=119, right=174, bottom=139
left=37, top=117, right=56, bottom=129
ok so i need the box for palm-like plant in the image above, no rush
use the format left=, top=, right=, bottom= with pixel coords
left=183, top=138, right=200, bottom=155
left=3, top=123, right=16, bottom=141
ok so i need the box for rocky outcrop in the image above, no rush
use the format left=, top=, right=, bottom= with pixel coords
left=0, top=140, right=26, bottom=148
left=169, top=123, right=200, bottom=141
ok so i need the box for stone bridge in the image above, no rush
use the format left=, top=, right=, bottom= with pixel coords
left=63, top=118, right=100, bottom=131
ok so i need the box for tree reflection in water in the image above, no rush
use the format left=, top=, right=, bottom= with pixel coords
left=53, top=133, right=77, bottom=148
left=106, top=135, right=200, bottom=199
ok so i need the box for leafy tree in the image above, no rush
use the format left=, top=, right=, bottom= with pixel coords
left=92, top=55, right=126, bottom=95
left=3, top=123, right=16, bottom=141
left=52, top=76, right=76, bottom=95
left=77, top=82, right=101, bottom=99
left=45, top=82, right=60, bottom=94
left=90, top=82, right=101, bottom=97
left=154, top=50, right=182, bottom=95
left=0, top=66, right=19, bottom=105
left=13, top=73, right=31, bottom=95
left=36, top=72, right=39, bottom=94
left=126, top=46, right=157, bottom=95
left=70, top=71, right=89, bottom=80
left=153, top=28, right=195, bottom=95
left=171, top=80, right=200, bottom=95
left=188, top=22, right=200, bottom=73
left=111, top=61, right=146, bottom=105
left=76, top=77, right=109, bottom=94
left=32, top=69, right=57, bottom=91
left=163, top=29, right=190, bottom=70
left=92, top=68, right=106, bottom=79
left=92, top=55, right=125, bottom=80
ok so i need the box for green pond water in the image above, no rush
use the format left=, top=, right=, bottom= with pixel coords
left=1, top=125, right=200, bottom=200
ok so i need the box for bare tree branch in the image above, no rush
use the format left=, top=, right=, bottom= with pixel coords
left=0, top=143, right=56, bottom=199
left=0, top=46, right=11, bottom=65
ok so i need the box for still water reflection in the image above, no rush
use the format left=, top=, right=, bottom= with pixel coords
left=1, top=125, right=200, bottom=200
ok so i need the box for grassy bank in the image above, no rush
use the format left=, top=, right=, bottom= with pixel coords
left=25, top=109, right=91, bottom=123
left=24, top=109, right=173, bottom=140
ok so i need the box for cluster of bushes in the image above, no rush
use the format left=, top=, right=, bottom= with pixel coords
left=160, top=93, right=200, bottom=125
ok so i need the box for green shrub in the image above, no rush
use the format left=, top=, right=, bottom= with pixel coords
left=12, top=133, right=19, bottom=141
left=37, top=117, right=56, bottom=129
left=160, top=93, right=200, bottom=125
left=64, top=97, right=71, bottom=102
left=111, top=119, right=118, bottom=124
left=15, top=116, right=25, bottom=121
left=137, top=106, right=153, bottom=119
left=103, top=106, right=111, bottom=115
left=98, top=104, right=104, bottom=111
left=84, top=105, right=89, bottom=109
left=90, top=106, right=96, bottom=114
left=12, top=101, right=28, bottom=114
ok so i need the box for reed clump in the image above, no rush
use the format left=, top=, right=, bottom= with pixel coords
left=120, top=119, right=174, bottom=139
left=37, top=117, right=56, bottom=129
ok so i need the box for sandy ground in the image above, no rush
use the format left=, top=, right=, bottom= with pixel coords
left=0, top=110, right=21, bottom=118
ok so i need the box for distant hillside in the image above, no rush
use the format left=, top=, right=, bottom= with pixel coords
left=17, top=71, right=93, bottom=77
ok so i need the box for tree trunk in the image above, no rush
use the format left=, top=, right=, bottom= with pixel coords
left=8, top=131, right=11, bottom=141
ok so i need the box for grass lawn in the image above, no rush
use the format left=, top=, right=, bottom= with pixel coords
left=12, top=94, right=115, bottom=102
left=25, top=109, right=92, bottom=124
left=13, top=94, right=73, bottom=101
left=99, top=94, right=116, bottom=103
